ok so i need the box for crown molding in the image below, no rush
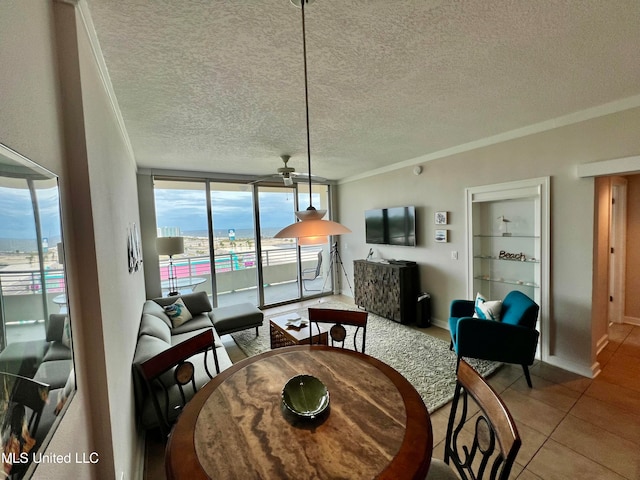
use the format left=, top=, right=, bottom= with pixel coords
left=70, top=0, right=137, bottom=171
left=340, top=94, right=640, bottom=184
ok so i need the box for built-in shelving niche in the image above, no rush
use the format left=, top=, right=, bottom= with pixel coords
left=466, top=177, right=550, bottom=361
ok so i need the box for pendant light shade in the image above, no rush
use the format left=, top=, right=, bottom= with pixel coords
left=275, top=212, right=351, bottom=240
left=274, top=0, right=351, bottom=243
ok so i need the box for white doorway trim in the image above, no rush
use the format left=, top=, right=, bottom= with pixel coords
left=577, top=155, right=640, bottom=178
left=608, top=177, right=627, bottom=325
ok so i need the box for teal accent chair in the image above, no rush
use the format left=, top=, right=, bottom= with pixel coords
left=449, top=291, right=540, bottom=387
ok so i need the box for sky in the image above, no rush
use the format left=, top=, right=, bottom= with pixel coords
left=0, top=185, right=61, bottom=240
left=0, top=183, right=321, bottom=241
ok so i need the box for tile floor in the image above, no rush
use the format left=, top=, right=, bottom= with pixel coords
left=144, top=297, right=640, bottom=479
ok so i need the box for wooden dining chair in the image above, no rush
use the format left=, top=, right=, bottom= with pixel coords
left=426, top=359, right=521, bottom=480
left=0, top=373, right=50, bottom=477
left=135, top=329, right=218, bottom=436
left=307, top=308, right=368, bottom=353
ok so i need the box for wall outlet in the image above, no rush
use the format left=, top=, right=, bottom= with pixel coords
left=451, top=251, right=458, bottom=260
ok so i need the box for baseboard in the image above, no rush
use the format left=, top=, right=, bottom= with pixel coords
left=430, top=318, right=449, bottom=330
left=543, top=354, right=595, bottom=378
left=596, top=333, right=609, bottom=355
left=624, top=315, right=640, bottom=326
left=591, top=361, right=602, bottom=378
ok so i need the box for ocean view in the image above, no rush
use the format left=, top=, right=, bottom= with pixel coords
left=183, top=228, right=283, bottom=239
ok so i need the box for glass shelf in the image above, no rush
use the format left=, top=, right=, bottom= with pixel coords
left=474, top=256, right=540, bottom=264
left=474, top=276, right=539, bottom=288
left=473, top=234, right=539, bottom=238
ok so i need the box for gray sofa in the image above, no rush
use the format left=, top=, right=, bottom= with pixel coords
left=0, top=313, right=75, bottom=444
left=132, top=292, right=263, bottom=431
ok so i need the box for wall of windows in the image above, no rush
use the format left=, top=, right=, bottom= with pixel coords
left=152, top=177, right=335, bottom=308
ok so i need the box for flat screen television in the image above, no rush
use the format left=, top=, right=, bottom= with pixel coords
left=365, top=206, right=416, bottom=246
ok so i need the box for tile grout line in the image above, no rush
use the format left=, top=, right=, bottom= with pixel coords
left=521, top=325, right=637, bottom=479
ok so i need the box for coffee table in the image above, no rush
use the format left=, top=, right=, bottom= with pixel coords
left=269, top=313, right=328, bottom=349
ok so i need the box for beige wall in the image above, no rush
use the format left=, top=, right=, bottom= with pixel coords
left=338, top=107, right=640, bottom=376
left=3, top=1, right=640, bottom=477
left=625, top=175, right=640, bottom=320
left=1, top=2, right=96, bottom=478
left=74, top=2, right=147, bottom=477
left=2, top=1, right=146, bottom=478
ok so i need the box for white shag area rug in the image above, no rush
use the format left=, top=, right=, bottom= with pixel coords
left=231, top=302, right=500, bottom=413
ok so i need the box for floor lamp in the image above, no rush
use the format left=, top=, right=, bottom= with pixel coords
left=156, top=236, right=184, bottom=296
left=322, top=242, right=353, bottom=297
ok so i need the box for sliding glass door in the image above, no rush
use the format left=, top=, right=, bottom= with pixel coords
left=0, top=174, right=61, bottom=348
left=210, top=183, right=258, bottom=307
left=257, top=185, right=300, bottom=305
left=298, top=183, right=334, bottom=297
left=153, top=177, right=335, bottom=308
left=154, top=180, right=211, bottom=298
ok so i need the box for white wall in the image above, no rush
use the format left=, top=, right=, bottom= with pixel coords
left=1, top=1, right=96, bottom=478
left=338, top=107, right=640, bottom=376
left=74, top=3, right=147, bottom=478
left=2, top=1, right=146, bottom=478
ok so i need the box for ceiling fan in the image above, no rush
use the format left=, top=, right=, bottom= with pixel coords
left=252, top=155, right=326, bottom=186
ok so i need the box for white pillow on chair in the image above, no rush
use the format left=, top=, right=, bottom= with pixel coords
left=472, top=292, right=502, bottom=321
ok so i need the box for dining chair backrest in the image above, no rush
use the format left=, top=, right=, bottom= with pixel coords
left=428, top=359, right=521, bottom=480
left=135, top=329, right=218, bottom=436
left=308, top=308, right=368, bottom=353
left=0, top=373, right=50, bottom=477
left=2, top=373, right=50, bottom=435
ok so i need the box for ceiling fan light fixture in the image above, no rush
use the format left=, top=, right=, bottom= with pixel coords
left=289, top=0, right=314, bottom=7
left=274, top=0, right=351, bottom=242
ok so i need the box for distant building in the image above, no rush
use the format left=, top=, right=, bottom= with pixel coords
left=157, top=226, right=181, bottom=237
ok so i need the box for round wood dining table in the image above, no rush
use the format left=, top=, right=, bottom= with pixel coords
left=165, top=345, right=433, bottom=480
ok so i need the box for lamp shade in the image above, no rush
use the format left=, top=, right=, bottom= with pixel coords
left=274, top=218, right=351, bottom=239
left=156, top=236, right=184, bottom=256
left=297, top=235, right=328, bottom=246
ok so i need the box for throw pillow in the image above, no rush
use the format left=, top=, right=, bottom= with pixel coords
left=61, top=316, right=72, bottom=348
left=164, top=298, right=193, bottom=328
left=472, top=292, right=486, bottom=318
left=473, top=292, right=502, bottom=321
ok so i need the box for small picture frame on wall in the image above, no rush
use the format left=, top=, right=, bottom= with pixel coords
left=435, top=229, right=448, bottom=243
left=435, top=211, right=448, bottom=225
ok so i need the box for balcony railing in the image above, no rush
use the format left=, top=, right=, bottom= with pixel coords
left=159, top=247, right=321, bottom=282
left=0, top=268, right=66, bottom=295
left=0, top=247, right=323, bottom=324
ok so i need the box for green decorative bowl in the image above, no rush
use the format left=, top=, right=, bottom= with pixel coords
left=281, top=374, right=330, bottom=420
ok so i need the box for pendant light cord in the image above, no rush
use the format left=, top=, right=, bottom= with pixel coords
left=301, top=0, right=314, bottom=209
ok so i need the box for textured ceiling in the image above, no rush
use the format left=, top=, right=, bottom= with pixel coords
left=84, top=0, right=640, bottom=181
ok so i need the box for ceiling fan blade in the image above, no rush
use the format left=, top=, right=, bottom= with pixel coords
left=249, top=174, right=277, bottom=184
left=292, top=172, right=327, bottom=183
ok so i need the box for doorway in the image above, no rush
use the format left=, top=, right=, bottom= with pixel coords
left=607, top=177, right=627, bottom=325
left=593, top=174, right=640, bottom=357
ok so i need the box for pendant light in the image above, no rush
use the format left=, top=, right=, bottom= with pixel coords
left=274, top=0, right=351, bottom=245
